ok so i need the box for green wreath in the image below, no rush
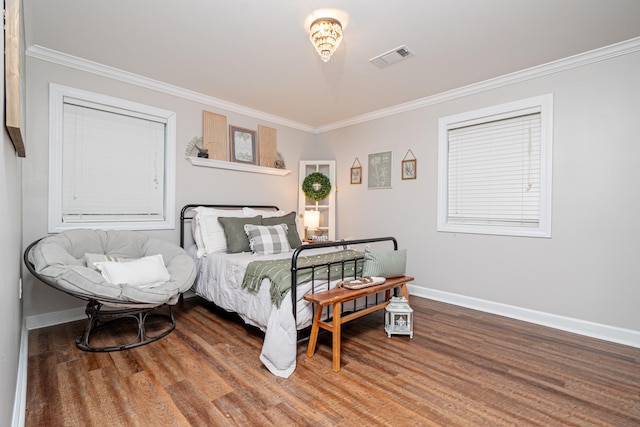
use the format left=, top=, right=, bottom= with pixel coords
left=302, top=172, right=332, bottom=201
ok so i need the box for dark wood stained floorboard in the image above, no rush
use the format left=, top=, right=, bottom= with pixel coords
left=26, top=296, right=640, bottom=426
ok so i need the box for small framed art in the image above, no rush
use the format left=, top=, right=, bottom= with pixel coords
left=350, top=157, right=362, bottom=184
left=229, top=125, right=257, bottom=164
left=350, top=166, right=362, bottom=184
left=402, top=159, right=417, bottom=180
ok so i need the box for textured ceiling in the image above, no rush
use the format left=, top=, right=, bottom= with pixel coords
left=24, top=0, right=640, bottom=128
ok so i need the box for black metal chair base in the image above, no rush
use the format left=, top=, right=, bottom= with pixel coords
left=76, top=299, right=176, bottom=352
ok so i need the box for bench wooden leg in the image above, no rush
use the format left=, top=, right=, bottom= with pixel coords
left=332, top=302, right=342, bottom=372
left=307, top=304, right=323, bottom=357
left=304, top=276, right=414, bottom=372
left=400, top=283, right=409, bottom=301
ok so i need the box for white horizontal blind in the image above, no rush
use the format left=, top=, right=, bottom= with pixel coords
left=447, top=111, right=541, bottom=227
left=61, top=98, right=167, bottom=223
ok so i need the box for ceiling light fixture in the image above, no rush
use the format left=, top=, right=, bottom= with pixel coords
left=309, top=17, right=343, bottom=62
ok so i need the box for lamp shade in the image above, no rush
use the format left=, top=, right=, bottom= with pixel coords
left=304, top=210, right=320, bottom=229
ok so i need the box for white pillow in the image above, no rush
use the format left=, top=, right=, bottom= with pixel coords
left=190, top=216, right=200, bottom=251
left=94, top=254, right=171, bottom=288
left=193, top=207, right=244, bottom=257
left=243, top=207, right=286, bottom=218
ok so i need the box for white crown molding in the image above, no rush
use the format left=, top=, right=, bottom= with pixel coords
left=26, top=45, right=316, bottom=133
left=408, top=284, right=640, bottom=349
left=316, top=36, right=640, bottom=133
left=28, top=37, right=640, bottom=134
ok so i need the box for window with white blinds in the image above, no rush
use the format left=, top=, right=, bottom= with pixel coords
left=437, top=95, right=553, bottom=237
left=48, top=84, right=176, bottom=232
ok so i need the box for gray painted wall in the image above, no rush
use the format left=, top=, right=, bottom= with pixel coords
left=321, top=51, right=640, bottom=332
left=22, top=57, right=327, bottom=317
left=21, top=47, right=640, bottom=335
left=0, top=26, right=25, bottom=427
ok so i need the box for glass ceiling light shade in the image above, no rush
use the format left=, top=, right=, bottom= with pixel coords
left=309, top=17, right=343, bottom=62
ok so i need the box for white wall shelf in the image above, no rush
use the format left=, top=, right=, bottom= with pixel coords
left=186, top=156, right=291, bottom=176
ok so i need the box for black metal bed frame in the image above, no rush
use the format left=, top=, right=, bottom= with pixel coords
left=179, top=204, right=398, bottom=323
left=289, top=237, right=398, bottom=320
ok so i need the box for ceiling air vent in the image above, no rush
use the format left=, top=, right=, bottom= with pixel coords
left=369, top=45, right=415, bottom=68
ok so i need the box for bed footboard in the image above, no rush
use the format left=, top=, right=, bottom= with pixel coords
left=290, top=237, right=398, bottom=322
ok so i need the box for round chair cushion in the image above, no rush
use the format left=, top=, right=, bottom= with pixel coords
left=28, top=229, right=196, bottom=305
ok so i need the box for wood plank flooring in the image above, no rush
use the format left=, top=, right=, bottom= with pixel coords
left=26, top=296, right=640, bottom=426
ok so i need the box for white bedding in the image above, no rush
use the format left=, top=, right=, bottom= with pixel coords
left=188, top=245, right=347, bottom=378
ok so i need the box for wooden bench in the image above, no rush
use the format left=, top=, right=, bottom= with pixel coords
left=304, top=275, right=414, bottom=372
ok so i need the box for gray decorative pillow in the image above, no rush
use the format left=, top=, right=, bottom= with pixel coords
left=362, top=248, right=407, bottom=278
left=244, top=224, right=292, bottom=255
left=262, top=211, right=303, bottom=249
left=218, top=215, right=263, bottom=253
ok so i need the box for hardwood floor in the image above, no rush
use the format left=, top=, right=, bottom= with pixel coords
left=26, top=296, right=640, bottom=426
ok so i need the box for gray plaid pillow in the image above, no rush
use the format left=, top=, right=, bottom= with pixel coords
left=244, top=224, right=292, bottom=255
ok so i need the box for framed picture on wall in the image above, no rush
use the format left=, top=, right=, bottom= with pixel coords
left=401, top=149, right=417, bottom=180
left=368, top=151, right=392, bottom=189
left=350, top=166, right=362, bottom=184
left=402, top=159, right=417, bottom=180
left=350, top=158, right=362, bottom=184
left=229, top=126, right=257, bottom=164
left=5, top=0, right=26, bottom=157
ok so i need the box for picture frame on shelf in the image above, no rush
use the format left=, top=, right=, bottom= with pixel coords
left=402, top=159, right=417, bottom=180
left=229, top=125, right=257, bottom=164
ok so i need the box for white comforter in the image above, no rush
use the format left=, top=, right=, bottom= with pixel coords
left=188, top=245, right=342, bottom=378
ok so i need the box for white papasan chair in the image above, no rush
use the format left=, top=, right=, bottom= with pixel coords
left=25, top=229, right=197, bottom=352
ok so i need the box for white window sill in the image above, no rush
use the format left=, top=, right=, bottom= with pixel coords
left=186, top=156, right=291, bottom=176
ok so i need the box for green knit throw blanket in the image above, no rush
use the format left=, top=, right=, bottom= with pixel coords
left=242, top=249, right=363, bottom=308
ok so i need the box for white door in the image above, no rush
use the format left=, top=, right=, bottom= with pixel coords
left=298, top=160, right=336, bottom=241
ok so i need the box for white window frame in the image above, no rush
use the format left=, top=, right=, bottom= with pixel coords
left=437, top=94, right=553, bottom=238
left=48, top=83, right=176, bottom=232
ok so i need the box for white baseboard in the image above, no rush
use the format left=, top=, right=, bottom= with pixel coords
left=24, top=287, right=639, bottom=348
left=12, top=320, right=28, bottom=427
left=24, top=291, right=198, bottom=330
left=408, top=285, right=640, bottom=348
left=25, top=306, right=86, bottom=330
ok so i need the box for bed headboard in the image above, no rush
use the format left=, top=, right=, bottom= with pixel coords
left=179, top=204, right=280, bottom=248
